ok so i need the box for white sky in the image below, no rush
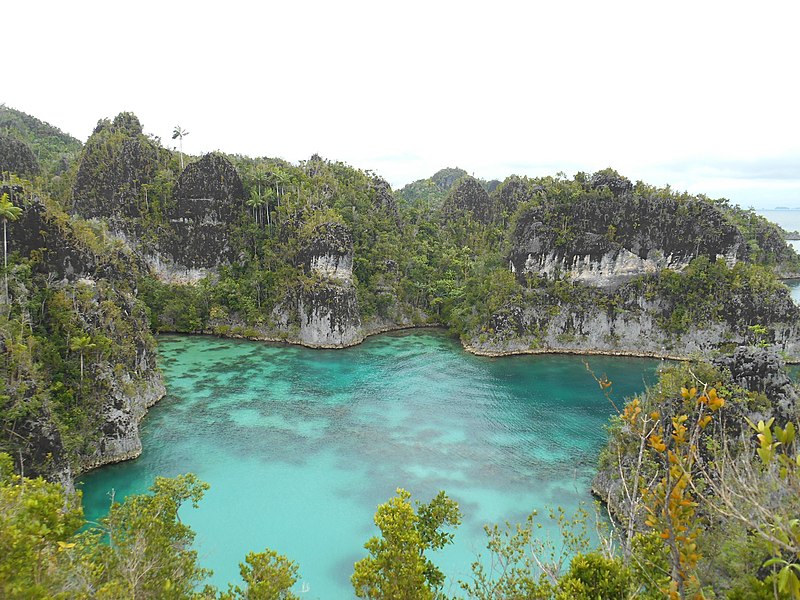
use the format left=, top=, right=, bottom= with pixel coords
left=5, top=0, right=800, bottom=208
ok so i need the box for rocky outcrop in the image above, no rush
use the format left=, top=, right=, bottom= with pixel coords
left=295, top=282, right=363, bottom=346
left=510, top=193, right=747, bottom=289
left=159, top=153, right=245, bottom=271
left=592, top=345, right=800, bottom=529
left=205, top=219, right=367, bottom=348
left=172, top=153, right=245, bottom=206
left=72, top=112, right=160, bottom=221
left=11, top=401, right=72, bottom=486
left=714, top=347, right=798, bottom=424
left=81, top=371, right=165, bottom=471
left=465, top=276, right=800, bottom=360
left=589, top=168, right=633, bottom=195
left=294, top=221, right=362, bottom=345
left=0, top=134, right=40, bottom=176
left=370, top=176, right=400, bottom=224
left=442, top=176, right=493, bottom=224
left=1, top=193, right=164, bottom=482
left=12, top=195, right=144, bottom=282
left=492, top=175, right=542, bottom=220
left=298, top=222, right=353, bottom=282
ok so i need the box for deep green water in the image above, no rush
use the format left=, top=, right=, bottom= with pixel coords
left=78, top=330, right=661, bottom=598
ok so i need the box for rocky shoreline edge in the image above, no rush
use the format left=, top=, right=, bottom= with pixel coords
left=153, top=322, right=765, bottom=363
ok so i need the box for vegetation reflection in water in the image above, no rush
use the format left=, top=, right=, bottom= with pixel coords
left=78, top=330, right=661, bottom=598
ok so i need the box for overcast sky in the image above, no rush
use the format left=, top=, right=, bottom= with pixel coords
left=5, top=0, right=800, bottom=208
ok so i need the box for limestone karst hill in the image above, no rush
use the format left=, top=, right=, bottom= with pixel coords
left=2, top=107, right=800, bottom=478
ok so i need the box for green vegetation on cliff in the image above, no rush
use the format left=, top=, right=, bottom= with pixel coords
left=1, top=109, right=800, bottom=598
left=594, top=347, right=800, bottom=597
left=1, top=109, right=799, bottom=477
left=0, top=105, right=82, bottom=176
left=0, top=182, right=160, bottom=480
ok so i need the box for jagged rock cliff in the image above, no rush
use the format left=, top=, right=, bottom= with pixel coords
left=2, top=193, right=164, bottom=483
left=713, top=346, right=798, bottom=424
left=204, top=219, right=368, bottom=347
left=370, top=176, right=400, bottom=224
left=509, top=192, right=747, bottom=289
left=491, top=175, right=542, bottom=221
left=154, top=153, right=245, bottom=279
left=592, top=346, right=799, bottom=526
left=13, top=194, right=144, bottom=282
left=466, top=269, right=800, bottom=359
left=72, top=112, right=161, bottom=221
left=293, top=221, right=363, bottom=346
left=442, top=176, right=494, bottom=224
left=0, top=134, right=40, bottom=176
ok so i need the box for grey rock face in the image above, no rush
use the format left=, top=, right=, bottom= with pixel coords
left=296, top=282, right=363, bottom=346
left=72, top=113, right=160, bottom=220
left=294, top=221, right=362, bottom=346
left=589, top=169, right=633, bottom=195
left=510, top=194, right=747, bottom=289
left=442, top=176, right=494, bottom=224
left=430, top=167, right=469, bottom=192
left=592, top=344, right=799, bottom=529
left=466, top=281, right=800, bottom=360
left=164, top=153, right=245, bottom=269
left=299, top=222, right=354, bottom=282
left=0, top=134, right=40, bottom=176
left=3, top=192, right=164, bottom=481
left=11, top=196, right=144, bottom=282
left=82, top=371, right=166, bottom=471
left=492, top=175, right=541, bottom=219
left=714, top=346, right=799, bottom=423
left=370, top=176, right=400, bottom=223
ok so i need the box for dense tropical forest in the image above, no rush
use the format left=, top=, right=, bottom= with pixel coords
left=1, top=104, right=799, bottom=598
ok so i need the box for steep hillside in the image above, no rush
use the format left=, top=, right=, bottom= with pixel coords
left=508, top=187, right=747, bottom=288
left=72, top=112, right=165, bottom=222
left=396, top=167, right=499, bottom=209
left=3, top=108, right=800, bottom=482
left=0, top=184, right=163, bottom=483
left=155, top=152, right=246, bottom=279
left=0, top=134, right=40, bottom=177
left=0, top=105, right=82, bottom=176
left=591, top=348, right=800, bottom=596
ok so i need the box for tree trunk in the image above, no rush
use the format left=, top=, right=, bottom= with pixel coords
left=3, top=219, right=8, bottom=304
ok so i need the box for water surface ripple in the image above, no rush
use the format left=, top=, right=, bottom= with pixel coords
left=79, top=330, right=661, bottom=598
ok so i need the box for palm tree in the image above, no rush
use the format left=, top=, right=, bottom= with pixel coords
left=247, top=189, right=264, bottom=225
left=274, top=169, right=291, bottom=205
left=0, top=192, right=23, bottom=304
left=263, top=188, right=275, bottom=226
left=172, top=126, right=190, bottom=170
left=70, top=334, right=96, bottom=387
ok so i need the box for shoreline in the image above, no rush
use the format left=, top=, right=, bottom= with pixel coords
left=461, top=342, right=689, bottom=361
left=156, top=322, right=706, bottom=362
left=162, top=322, right=445, bottom=350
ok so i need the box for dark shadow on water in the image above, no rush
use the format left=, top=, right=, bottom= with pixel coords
left=92, top=332, right=662, bottom=597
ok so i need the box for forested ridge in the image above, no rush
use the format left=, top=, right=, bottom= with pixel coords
left=1, top=106, right=799, bottom=598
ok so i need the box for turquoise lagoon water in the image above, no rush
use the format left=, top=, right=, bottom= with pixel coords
left=787, top=280, right=800, bottom=304
left=78, top=331, right=661, bottom=598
